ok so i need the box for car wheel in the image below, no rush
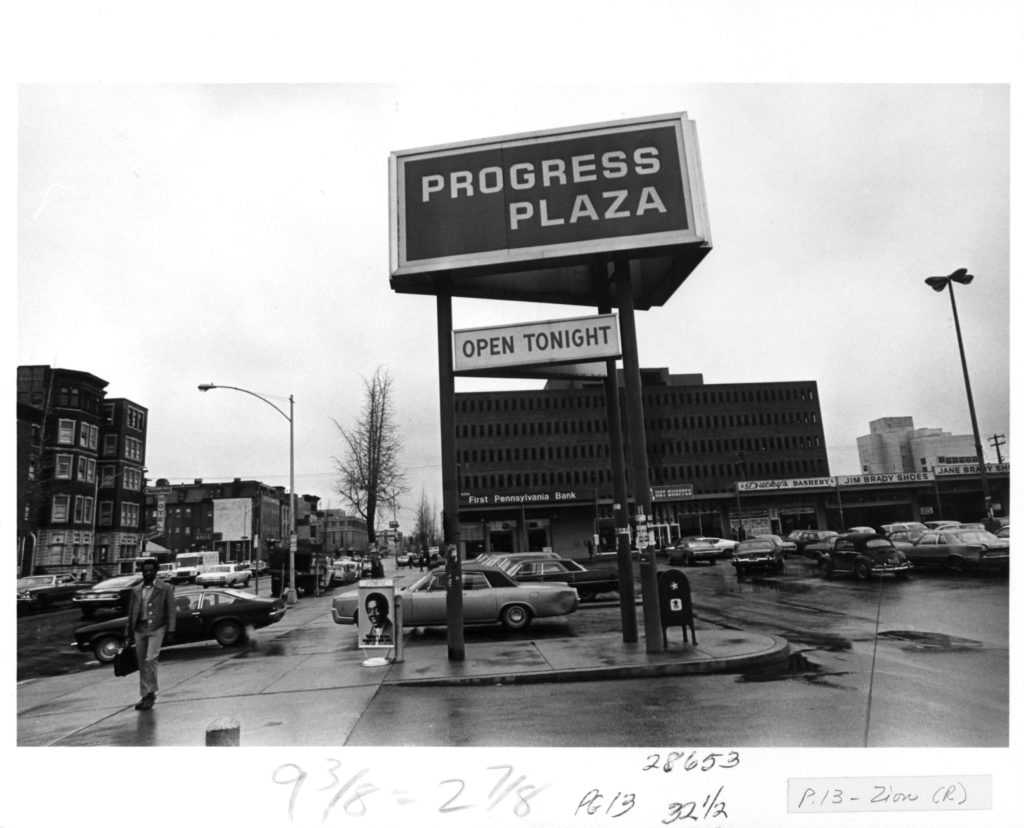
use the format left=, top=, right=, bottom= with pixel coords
left=821, top=560, right=834, bottom=579
left=854, top=561, right=871, bottom=580
left=499, top=604, right=532, bottom=631
left=93, top=634, right=122, bottom=664
left=214, top=619, right=246, bottom=647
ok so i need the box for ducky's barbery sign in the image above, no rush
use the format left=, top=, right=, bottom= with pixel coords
left=453, top=313, right=620, bottom=374
left=389, top=113, right=711, bottom=309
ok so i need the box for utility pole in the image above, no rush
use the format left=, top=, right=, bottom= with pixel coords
left=988, top=433, right=1006, bottom=464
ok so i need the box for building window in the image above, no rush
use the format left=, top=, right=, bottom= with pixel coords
left=103, top=434, right=118, bottom=457
left=57, top=418, right=75, bottom=444
left=124, top=467, right=142, bottom=490
left=99, top=501, right=113, bottom=526
left=127, top=406, right=146, bottom=430
left=55, top=453, right=73, bottom=478
left=74, top=495, right=94, bottom=524
left=77, top=457, right=96, bottom=483
left=52, top=495, right=71, bottom=522
left=121, top=503, right=140, bottom=527
left=125, top=436, right=143, bottom=462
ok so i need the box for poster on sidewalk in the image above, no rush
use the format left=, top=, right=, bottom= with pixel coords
left=357, top=579, right=396, bottom=650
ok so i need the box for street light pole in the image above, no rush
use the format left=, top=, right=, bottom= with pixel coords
left=924, top=268, right=993, bottom=522
left=198, top=383, right=298, bottom=604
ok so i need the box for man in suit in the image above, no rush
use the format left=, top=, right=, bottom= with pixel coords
left=124, top=558, right=176, bottom=711
left=361, top=592, right=394, bottom=645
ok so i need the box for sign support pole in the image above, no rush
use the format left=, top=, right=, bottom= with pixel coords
left=437, top=287, right=465, bottom=661
left=598, top=296, right=638, bottom=644
left=614, top=257, right=663, bottom=652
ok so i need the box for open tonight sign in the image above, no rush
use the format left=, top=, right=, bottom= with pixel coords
left=389, top=113, right=710, bottom=307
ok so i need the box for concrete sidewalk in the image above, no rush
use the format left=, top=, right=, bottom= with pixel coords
left=16, top=587, right=789, bottom=747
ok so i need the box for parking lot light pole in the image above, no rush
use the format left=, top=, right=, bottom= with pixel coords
left=198, top=383, right=297, bottom=604
left=923, top=268, right=992, bottom=522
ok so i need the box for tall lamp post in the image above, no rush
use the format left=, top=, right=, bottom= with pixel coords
left=198, top=383, right=297, bottom=604
left=924, top=268, right=993, bottom=522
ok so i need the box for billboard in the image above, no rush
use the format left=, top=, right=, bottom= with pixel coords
left=452, top=313, right=620, bottom=374
left=390, top=113, right=711, bottom=309
left=213, top=498, right=252, bottom=542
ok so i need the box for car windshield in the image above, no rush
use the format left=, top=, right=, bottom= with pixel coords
left=17, top=576, right=54, bottom=588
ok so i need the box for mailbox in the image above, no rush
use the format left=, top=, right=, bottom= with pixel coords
left=657, top=569, right=696, bottom=646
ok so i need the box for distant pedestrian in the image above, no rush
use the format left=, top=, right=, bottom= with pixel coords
left=124, top=558, right=176, bottom=711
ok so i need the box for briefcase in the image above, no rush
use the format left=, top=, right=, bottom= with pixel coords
left=113, top=640, right=138, bottom=677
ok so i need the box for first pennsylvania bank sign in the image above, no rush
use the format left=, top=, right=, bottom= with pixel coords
left=389, top=113, right=711, bottom=309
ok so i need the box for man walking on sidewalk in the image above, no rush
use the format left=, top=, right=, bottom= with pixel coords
left=125, top=558, right=176, bottom=711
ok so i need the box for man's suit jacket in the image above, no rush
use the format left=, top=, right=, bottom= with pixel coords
left=125, top=577, right=177, bottom=636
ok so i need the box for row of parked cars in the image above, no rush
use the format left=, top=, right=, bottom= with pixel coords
left=785, top=520, right=1010, bottom=580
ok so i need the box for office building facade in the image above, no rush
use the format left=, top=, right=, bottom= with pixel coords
left=454, top=368, right=830, bottom=556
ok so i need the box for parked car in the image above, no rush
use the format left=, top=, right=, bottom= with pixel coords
left=329, top=559, right=360, bottom=586
left=17, top=573, right=93, bottom=613
left=331, top=565, right=579, bottom=632
left=880, top=521, right=927, bottom=539
left=72, top=574, right=143, bottom=618
left=497, top=558, right=620, bottom=601
left=687, top=536, right=739, bottom=554
left=845, top=526, right=877, bottom=534
left=995, top=525, right=1009, bottom=539
left=395, top=552, right=414, bottom=568
left=195, top=563, right=252, bottom=588
left=668, top=538, right=721, bottom=566
left=923, top=520, right=962, bottom=530
left=820, top=533, right=911, bottom=580
left=72, top=586, right=287, bottom=663
left=891, top=528, right=1009, bottom=573
left=786, top=530, right=839, bottom=557
left=754, top=534, right=797, bottom=556
left=801, top=534, right=841, bottom=562
left=731, top=539, right=785, bottom=577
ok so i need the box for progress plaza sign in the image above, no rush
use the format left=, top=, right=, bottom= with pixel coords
left=390, top=113, right=710, bottom=309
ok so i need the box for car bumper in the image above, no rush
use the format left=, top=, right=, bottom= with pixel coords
left=72, top=597, right=120, bottom=608
left=732, top=556, right=777, bottom=568
left=331, top=606, right=355, bottom=625
left=872, top=561, right=913, bottom=574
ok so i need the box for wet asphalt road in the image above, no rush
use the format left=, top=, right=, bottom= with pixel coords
left=17, top=556, right=1008, bottom=747
left=343, top=557, right=1009, bottom=748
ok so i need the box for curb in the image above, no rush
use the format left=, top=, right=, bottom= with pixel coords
left=386, top=636, right=790, bottom=687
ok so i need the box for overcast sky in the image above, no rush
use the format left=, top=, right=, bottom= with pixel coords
left=16, top=81, right=1011, bottom=525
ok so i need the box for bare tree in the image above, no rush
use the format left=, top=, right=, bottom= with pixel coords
left=333, top=367, right=408, bottom=545
left=412, top=488, right=438, bottom=552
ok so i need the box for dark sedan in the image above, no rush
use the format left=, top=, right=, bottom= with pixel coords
left=891, top=528, right=1009, bottom=573
left=821, top=533, right=911, bottom=580
left=667, top=539, right=721, bottom=567
left=496, top=558, right=620, bottom=601
left=17, top=573, right=93, bottom=613
left=731, top=539, right=785, bottom=577
left=71, top=574, right=143, bottom=618
left=72, top=586, right=287, bottom=663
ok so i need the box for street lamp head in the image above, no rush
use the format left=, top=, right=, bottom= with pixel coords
left=948, top=268, right=974, bottom=285
left=924, top=276, right=949, bottom=292
left=197, top=383, right=216, bottom=392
